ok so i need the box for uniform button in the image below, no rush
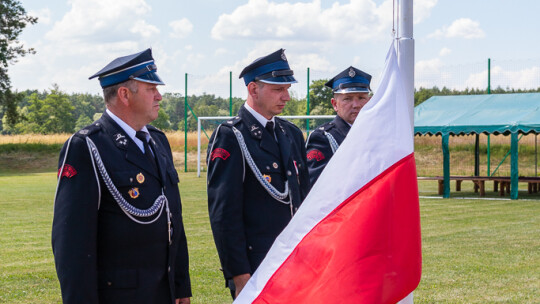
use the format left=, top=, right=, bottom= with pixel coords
left=287, top=170, right=292, bottom=176
left=130, top=178, right=133, bottom=182
left=164, top=186, right=167, bottom=190
left=295, top=207, right=298, bottom=211
left=273, top=162, right=279, bottom=169
left=168, top=266, right=171, bottom=272
left=248, top=245, right=253, bottom=250
left=266, top=166, right=270, bottom=170
left=107, top=281, right=112, bottom=286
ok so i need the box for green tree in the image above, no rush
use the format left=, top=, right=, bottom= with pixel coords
left=23, top=89, right=75, bottom=133
left=151, top=108, right=171, bottom=130
left=74, top=114, right=93, bottom=131
left=308, top=79, right=334, bottom=115
left=0, top=0, right=37, bottom=124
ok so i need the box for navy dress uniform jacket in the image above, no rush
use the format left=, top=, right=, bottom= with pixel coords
left=52, top=112, right=191, bottom=304
left=305, top=115, right=351, bottom=185
left=206, top=105, right=311, bottom=280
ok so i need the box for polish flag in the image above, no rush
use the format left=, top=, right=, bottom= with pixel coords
left=235, top=41, right=422, bottom=304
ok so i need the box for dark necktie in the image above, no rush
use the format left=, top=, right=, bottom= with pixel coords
left=135, top=131, right=158, bottom=172
left=266, top=121, right=276, bottom=142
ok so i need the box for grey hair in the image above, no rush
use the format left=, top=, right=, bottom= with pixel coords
left=103, top=80, right=138, bottom=104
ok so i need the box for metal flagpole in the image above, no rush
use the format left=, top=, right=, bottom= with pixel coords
left=398, top=0, right=416, bottom=303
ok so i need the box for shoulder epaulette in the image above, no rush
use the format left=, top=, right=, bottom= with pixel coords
left=74, top=122, right=102, bottom=138
left=316, top=121, right=336, bottom=132
left=221, top=116, right=242, bottom=127
left=147, top=124, right=165, bottom=135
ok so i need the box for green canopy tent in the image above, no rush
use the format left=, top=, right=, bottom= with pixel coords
left=414, top=93, right=540, bottom=199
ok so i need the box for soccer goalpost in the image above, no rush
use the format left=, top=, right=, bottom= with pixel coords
left=197, top=115, right=335, bottom=177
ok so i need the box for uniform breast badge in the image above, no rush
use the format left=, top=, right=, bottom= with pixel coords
left=263, top=174, right=271, bottom=183
left=136, top=173, right=145, bottom=184
left=128, top=187, right=140, bottom=199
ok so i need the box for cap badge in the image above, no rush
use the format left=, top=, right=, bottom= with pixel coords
left=263, top=174, right=272, bottom=183
left=349, top=68, right=356, bottom=78
left=281, top=50, right=287, bottom=61
left=136, top=173, right=145, bottom=184
left=128, top=187, right=140, bottom=199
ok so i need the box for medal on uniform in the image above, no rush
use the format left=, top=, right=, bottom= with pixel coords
left=263, top=174, right=271, bottom=183
left=128, top=187, right=140, bottom=199
left=136, top=172, right=145, bottom=184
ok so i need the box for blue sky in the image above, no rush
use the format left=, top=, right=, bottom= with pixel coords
left=11, top=0, right=540, bottom=98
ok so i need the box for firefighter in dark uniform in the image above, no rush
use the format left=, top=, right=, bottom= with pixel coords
left=206, top=49, right=310, bottom=299
left=306, top=66, right=372, bottom=185
left=52, top=49, right=192, bottom=304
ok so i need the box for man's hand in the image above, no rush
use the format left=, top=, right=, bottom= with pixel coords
left=233, top=273, right=251, bottom=298
left=176, top=297, right=190, bottom=304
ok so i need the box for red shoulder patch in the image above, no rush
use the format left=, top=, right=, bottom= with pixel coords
left=307, top=149, right=325, bottom=161
left=211, top=148, right=230, bottom=161
left=58, top=164, right=77, bottom=178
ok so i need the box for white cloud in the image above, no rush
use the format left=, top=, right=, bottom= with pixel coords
left=45, top=0, right=155, bottom=43
left=439, top=47, right=451, bottom=56
left=414, top=0, right=438, bottom=24
left=131, top=21, right=160, bottom=38
left=466, top=66, right=540, bottom=90
left=415, top=58, right=446, bottom=88
left=29, top=8, right=52, bottom=25
left=10, top=0, right=164, bottom=94
left=211, top=0, right=438, bottom=43
left=428, top=18, right=485, bottom=39
left=169, top=18, right=193, bottom=39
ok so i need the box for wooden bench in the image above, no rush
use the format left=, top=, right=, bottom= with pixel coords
left=418, top=176, right=540, bottom=197
left=417, top=176, right=489, bottom=196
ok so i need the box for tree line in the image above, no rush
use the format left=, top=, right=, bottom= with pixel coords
left=2, top=82, right=540, bottom=135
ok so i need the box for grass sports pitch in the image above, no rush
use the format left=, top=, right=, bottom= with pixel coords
left=0, top=172, right=538, bottom=303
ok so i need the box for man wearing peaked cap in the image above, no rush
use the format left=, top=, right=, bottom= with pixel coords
left=306, top=66, right=372, bottom=185
left=206, top=49, right=310, bottom=299
left=52, top=49, right=192, bottom=304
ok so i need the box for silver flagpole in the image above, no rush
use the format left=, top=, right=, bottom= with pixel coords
left=398, top=1, right=416, bottom=303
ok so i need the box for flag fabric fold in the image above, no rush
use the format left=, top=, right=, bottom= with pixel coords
left=235, top=40, right=421, bottom=304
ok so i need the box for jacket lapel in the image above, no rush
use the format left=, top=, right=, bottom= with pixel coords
left=275, top=120, right=291, bottom=168
left=100, top=113, right=161, bottom=179
left=333, top=116, right=351, bottom=141
left=149, top=137, right=167, bottom=184
left=239, top=106, right=281, bottom=158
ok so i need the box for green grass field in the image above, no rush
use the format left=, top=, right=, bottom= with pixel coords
left=1, top=172, right=539, bottom=303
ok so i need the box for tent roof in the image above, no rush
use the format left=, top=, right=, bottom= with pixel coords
left=414, top=93, right=540, bottom=135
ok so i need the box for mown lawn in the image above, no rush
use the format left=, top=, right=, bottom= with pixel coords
left=0, top=172, right=538, bottom=303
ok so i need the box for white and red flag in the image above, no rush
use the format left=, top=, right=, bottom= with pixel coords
left=235, top=41, right=422, bottom=304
